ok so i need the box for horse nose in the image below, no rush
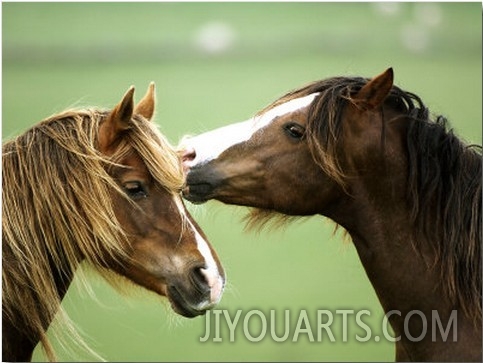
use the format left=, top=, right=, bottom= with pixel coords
left=191, top=267, right=211, bottom=294
left=181, top=146, right=196, bottom=173
left=191, top=266, right=224, bottom=308
left=182, top=146, right=196, bottom=163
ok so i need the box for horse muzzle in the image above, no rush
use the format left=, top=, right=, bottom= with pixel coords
left=182, top=163, right=224, bottom=204
left=167, top=266, right=224, bottom=318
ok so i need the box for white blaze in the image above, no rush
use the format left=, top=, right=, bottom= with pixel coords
left=180, top=93, right=319, bottom=167
left=174, top=197, right=224, bottom=307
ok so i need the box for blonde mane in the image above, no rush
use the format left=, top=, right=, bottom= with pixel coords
left=2, top=108, right=184, bottom=360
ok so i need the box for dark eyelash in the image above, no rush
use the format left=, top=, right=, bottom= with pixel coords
left=124, top=181, right=148, bottom=199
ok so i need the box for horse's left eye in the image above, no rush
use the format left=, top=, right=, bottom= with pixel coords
left=124, top=181, right=147, bottom=199
left=284, top=123, right=305, bottom=140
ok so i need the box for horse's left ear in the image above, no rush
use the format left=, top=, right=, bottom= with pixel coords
left=353, top=68, right=394, bottom=111
left=134, top=82, right=156, bottom=121
left=99, top=86, right=135, bottom=152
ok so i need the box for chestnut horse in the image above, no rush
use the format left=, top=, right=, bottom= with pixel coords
left=2, top=84, right=225, bottom=362
left=180, top=69, right=481, bottom=361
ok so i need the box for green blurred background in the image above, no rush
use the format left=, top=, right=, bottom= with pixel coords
left=3, top=2, right=481, bottom=362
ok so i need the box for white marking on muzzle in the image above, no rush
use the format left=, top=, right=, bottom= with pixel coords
left=174, top=197, right=224, bottom=308
left=180, top=92, right=319, bottom=167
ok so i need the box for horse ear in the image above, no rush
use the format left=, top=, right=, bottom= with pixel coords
left=134, top=82, right=156, bottom=121
left=99, top=86, right=135, bottom=152
left=353, top=68, right=394, bottom=110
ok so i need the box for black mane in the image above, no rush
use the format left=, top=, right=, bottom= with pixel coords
left=406, top=111, right=482, bottom=320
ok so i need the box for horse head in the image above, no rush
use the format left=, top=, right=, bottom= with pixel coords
left=180, top=69, right=396, bottom=218
left=99, top=84, right=225, bottom=317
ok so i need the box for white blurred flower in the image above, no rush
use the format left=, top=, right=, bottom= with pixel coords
left=194, top=21, right=236, bottom=55
left=400, top=24, right=430, bottom=54
left=414, top=3, right=443, bottom=28
left=372, top=2, right=402, bottom=17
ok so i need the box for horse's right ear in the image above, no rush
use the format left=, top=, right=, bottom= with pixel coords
left=99, top=86, right=135, bottom=153
left=134, top=82, right=156, bottom=121
left=353, top=68, right=394, bottom=111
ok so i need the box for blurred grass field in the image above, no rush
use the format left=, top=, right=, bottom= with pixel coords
left=3, top=2, right=481, bottom=362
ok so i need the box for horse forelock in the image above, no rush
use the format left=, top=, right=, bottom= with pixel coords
left=258, top=77, right=371, bottom=189
left=124, top=115, right=185, bottom=194
left=2, top=108, right=184, bottom=360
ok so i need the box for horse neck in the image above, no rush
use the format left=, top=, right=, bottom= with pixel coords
left=324, top=109, right=447, bottom=316
left=325, top=175, right=480, bottom=360
left=328, top=181, right=444, bottom=313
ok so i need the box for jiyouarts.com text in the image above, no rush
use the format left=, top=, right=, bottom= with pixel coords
left=199, top=308, right=457, bottom=343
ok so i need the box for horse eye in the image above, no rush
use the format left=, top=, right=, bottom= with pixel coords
left=124, top=181, right=147, bottom=199
left=284, top=123, right=305, bottom=139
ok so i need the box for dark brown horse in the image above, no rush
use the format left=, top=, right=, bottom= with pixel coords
left=2, top=84, right=225, bottom=361
left=180, top=69, right=481, bottom=361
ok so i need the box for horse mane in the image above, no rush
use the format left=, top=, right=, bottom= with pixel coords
left=2, top=108, right=184, bottom=360
left=247, top=75, right=482, bottom=321
left=406, top=114, right=482, bottom=322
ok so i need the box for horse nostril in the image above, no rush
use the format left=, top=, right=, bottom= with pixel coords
left=191, top=267, right=210, bottom=293
left=181, top=147, right=196, bottom=163
left=181, top=147, right=197, bottom=175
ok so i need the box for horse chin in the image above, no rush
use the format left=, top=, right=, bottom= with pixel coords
left=182, top=185, right=211, bottom=204
left=167, top=285, right=206, bottom=318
